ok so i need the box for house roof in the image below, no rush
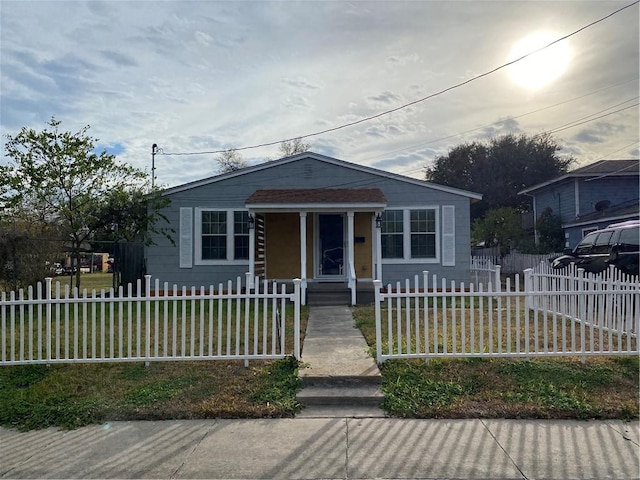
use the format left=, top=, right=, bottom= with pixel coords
left=519, top=159, right=639, bottom=195
left=245, top=188, right=388, bottom=211
left=563, top=198, right=640, bottom=228
left=161, top=152, right=482, bottom=201
left=246, top=188, right=387, bottom=205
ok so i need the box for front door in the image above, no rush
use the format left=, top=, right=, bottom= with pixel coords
left=317, top=214, right=344, bottom=278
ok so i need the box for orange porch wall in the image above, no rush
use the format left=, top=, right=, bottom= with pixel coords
left=264, top=213, right=314, bottom=279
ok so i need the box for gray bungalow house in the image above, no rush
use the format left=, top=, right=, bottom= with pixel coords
left=145, top=153, right=481, bottom=304
left=519, top=159, right=639, bottom=249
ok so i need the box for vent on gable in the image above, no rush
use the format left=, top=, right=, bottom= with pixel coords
left=304, top=164, right=313, bottom=179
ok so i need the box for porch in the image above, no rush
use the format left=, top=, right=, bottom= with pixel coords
left=245, top=188, right=387, bottom=305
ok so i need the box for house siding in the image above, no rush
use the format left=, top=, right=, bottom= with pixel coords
left=577, top=177, right=638, bottom=216
left=146, top=156, right=475, bottom=288
left=526, top=168, right=639, bottom=250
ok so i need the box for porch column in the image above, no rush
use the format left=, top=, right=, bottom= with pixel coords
left=248, top=212, right=255, bottom=288
left=347, top=211, right=356, bottom=304
left=375, top=212, right=383, bottom=281
left=299, top=211, right=307, bottom=305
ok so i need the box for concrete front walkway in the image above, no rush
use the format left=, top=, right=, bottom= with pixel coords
left=296, top=306, right=384, bottom=416
left=299, top=306, right=380, bottom=378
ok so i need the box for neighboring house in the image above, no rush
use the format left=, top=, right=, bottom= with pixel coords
left=145, top=152, right=481, bottom=303
left=519, top=159, right=639, bottom=248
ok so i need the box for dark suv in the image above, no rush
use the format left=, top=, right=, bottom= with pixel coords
left=551, top=220, right=639, bottom=275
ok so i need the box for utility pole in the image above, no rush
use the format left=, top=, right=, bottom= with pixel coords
left=151, top=143, right=158, bottom=189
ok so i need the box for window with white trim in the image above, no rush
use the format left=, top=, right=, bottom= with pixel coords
left=234, top=211, right=250, bottom=260
left=202, top=211, right=227, bottom=260
left=381, top=210, right=403, bottom=258
left=410, top=209, right=436, bottom=258
left=196, top=209, right=250, bottom=264
left=381, top=207, right=440, bottom=262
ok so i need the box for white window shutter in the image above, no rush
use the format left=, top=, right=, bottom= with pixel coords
left=179, top=208, right=193, bottom=268
left=442, top=205, right=455, bottom=266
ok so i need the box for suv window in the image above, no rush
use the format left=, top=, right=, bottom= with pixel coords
left=591, top=231, right=614, bottom=254
left=618, top=227, right=640, bottom=252
left=574, top=232, right=598, bottom=255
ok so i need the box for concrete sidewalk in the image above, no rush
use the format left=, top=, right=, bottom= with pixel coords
left=2, top=418, right=638, bottom=479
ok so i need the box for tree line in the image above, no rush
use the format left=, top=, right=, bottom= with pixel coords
left=425, top=133, right=571, bottom=255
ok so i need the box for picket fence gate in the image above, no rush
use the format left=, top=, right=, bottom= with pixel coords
left=0, top=273, right=301, bottom=366
left=373, top=265, right=638, bottom=363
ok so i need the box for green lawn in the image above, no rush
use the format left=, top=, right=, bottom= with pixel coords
left=353, top=306, right=639, bottom=420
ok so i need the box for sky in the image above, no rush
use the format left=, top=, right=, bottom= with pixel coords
left=1, top=0, right=638, bottom=189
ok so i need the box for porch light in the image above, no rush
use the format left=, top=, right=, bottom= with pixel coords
left=248, top=214, right=255, bottom=229
left=375, top=213, right=382, bottom=229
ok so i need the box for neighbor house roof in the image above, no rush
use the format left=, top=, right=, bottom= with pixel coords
left=563, top=198, right=640, bottom=228
left=161, top=152, right=482, bottom=201
left=519, top=159, right=639, bottom=195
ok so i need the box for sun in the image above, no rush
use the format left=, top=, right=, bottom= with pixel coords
left=508, top=32, right=571, bottom=90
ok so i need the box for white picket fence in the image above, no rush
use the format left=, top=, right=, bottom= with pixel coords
left=373, top=266, right=638, bottom=363
left=470, top=256, right=501, bottom=287
left=526, top=263, right=639, bottom=343
left=1, top=273, right=301, bottom=366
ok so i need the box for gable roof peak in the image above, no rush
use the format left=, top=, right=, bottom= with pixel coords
left=160, top=151, right=482, bottom=200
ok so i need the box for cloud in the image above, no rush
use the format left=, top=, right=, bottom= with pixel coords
left=386, top=53, right=420, bottom=66
left=367, top=91, right=402, bottom=105
left=100, top=50, right=138, bottom=68
left=572, top=122, right=626, bottom=144
left=284, top=96, right=313, bottom=109
left=97, top=143, right=125, bottom=156
left=194, top=31, right=213, bottom=46
left=282, top=76, right=320, bottom=90
left=372, top=147, right=440, bottom=172
left=479, top=117, right=523, bottom=139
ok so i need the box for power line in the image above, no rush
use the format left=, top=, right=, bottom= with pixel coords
left=360, top=84, right=640, bottom=164
left=158, top=0, right=639, bottom=157
left=547, top=103, right=639, bottom=135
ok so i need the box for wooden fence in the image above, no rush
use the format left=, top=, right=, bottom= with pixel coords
left=471, top=252, right=562, bottom=275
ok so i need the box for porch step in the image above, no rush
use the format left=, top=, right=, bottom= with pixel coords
left=297, top=376, right=384, bottom=408
left=305, top=284, right=351, bottom=306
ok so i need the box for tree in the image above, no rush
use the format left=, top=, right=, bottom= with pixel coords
left=215, top=149, right=247, bottom=173
left=1, top=117, right=170, bottom=290
left=471, top=207, right=526, bottom=256
left=278, top=138, right=310, bottom=157
left=425, top=133, right=573, bottom=219
left=0, top=216, right=62, bottom=291
left=535, top=207, right=565, bottom=253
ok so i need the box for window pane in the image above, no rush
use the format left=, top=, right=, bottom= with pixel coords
left=202, top=236, right=226, bottom=260
left=382, top=210, right=403, bottom=233
left=411, top=233, right=436, bottom=258
left=382, top=234, right=403, bottom=258
left=575, top=232, right=597, bottom=254
left=411, top=209, right=436, bottom=233
left=619, top=228, right=639, bottom=251
left=202, top=211, right=226, bottom=235
left=234, top=211, right=249, bottom=235
left=410, top=210, right=425, bottom=232
left=234, top=236, right=249, bottom=260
